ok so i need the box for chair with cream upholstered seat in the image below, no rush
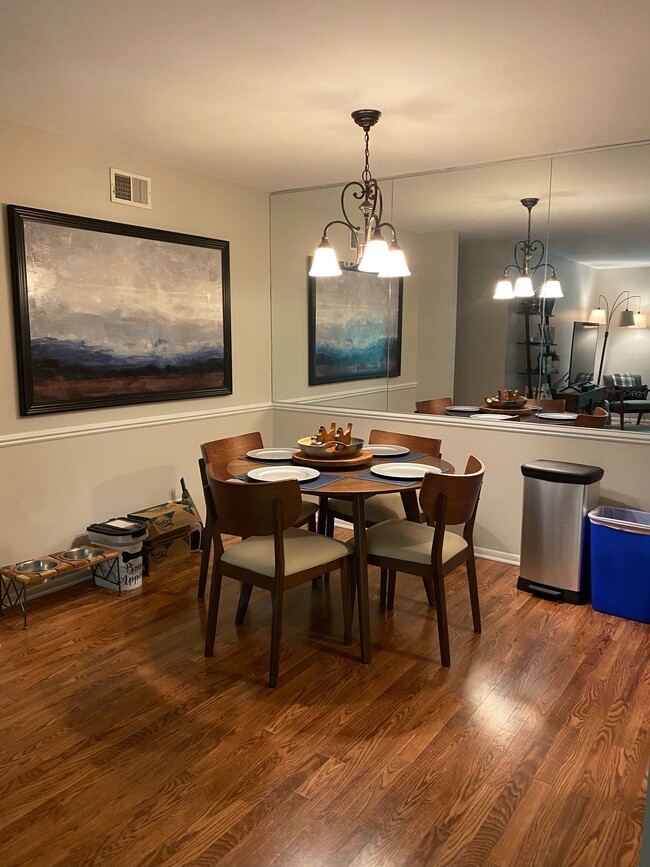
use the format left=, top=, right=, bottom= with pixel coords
left=203, top=470, right=354, bottom=687
left=197, top=433, right=319, bottom=599
left=365, top=456, right=485, bottom=667
left=323, top=429, right=443, bottom=532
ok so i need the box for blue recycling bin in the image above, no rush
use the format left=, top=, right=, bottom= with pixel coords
left=589, top=507, right=650, bottom=623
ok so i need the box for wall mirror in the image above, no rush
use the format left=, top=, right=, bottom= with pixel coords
left=270, top=142, right=650, bottom=418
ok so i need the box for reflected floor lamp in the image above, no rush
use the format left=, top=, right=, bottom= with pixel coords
left=589, top=291, right=642, bottom=385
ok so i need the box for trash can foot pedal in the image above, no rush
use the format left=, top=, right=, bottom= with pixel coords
left=517, top=576, right=589, bottom=605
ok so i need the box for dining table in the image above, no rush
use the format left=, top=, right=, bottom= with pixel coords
left=226, top=450, right=455, bottom=664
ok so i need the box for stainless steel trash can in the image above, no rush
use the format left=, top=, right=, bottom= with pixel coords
left=517, top=460, right=604, bottom=603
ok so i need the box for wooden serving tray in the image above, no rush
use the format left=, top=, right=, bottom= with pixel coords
left=292, top=449, right=374, bottom=469
left=479, top=405, right=532, bottom=415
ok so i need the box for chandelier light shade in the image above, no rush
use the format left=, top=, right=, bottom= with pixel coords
left=309, top=109, right=410, bottom=279
left=493, top=198, right=562, bottom=301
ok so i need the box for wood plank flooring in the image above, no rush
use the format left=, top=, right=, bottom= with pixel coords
left=1, top=536, right=648, bottom=867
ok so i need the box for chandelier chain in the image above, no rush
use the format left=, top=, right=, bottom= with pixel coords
left=362, top=129, right=371, bottom=184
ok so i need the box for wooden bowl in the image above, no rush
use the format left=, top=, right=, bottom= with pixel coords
left=297, top=436, right=364, bottom=459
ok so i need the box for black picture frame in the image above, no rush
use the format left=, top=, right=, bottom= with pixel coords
left=8, top=205, right=232, bottom=415
left=308, top=263, right=403, bottom=386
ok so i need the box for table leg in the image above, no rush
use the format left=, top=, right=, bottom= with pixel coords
left=352, top=496, right=371, bottom=664
left=400, top=489, right=421, bottom=522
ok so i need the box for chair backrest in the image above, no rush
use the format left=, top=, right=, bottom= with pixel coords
left=603, top=373, right=642, bottom=390
left=527, top=398, right=566, bottom=411
left=415, top=397, right=453, bottom=415
left=369, top=429, right=442, bottom=458
left=574, top=407, right=609, bottom=428
left=419, top=456, right=485, bottom=528
left=206, top=468, right=302, bottom=538
left=201, top=432, right=264, bottom=478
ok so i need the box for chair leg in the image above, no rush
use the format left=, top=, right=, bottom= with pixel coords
left=340, top=560, right=353, bottom=646
left=204, top=562, right=223, bottom=657
left=308, top=513, right=316, bottom=532
left=422, top=574, right=436, bottom=607
left=379, top=569, right=387, bottom=608
left=620, top=411, right=625, bottom=430
left=235, top=583, right=253, bottom=624
left=197, top=515, right=213, bottom=600
left=466, top=555, right=482, bottom=633
left=637, top=413, right=644, bottom=425
left=269, top=584, right=284, bottom=688
left=431, top=570, right=451, bottom=667
left=387, top=570, right=396, bottom=610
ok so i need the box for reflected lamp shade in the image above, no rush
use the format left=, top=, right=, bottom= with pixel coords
left=309, top=240, right=342, bottom=277
left=493, top=279, right=515, bottom=299
left=540, top=278, right=563, bottom=298
left=589, top=307, right=607, bottom=325
left=619, top=308, right=636, bottom=327
left=514, top=276, right=535, bottom=297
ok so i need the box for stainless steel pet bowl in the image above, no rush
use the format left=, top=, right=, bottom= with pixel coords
left=60, top=546, right=103, bottom=561
left=15, top=557, right=60, bottom=573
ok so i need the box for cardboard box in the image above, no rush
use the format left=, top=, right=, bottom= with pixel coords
left=144, top=535, right=191, bottom=574
left=127, top=500, right=201, bottom=542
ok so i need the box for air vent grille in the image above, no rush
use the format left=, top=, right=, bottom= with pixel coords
left=110, top=168, right=151, bottom=209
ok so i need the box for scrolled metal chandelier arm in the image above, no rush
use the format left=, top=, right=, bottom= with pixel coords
left=309, top=110, right=410, bottom=279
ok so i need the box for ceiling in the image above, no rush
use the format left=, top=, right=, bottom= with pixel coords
left=1, top=0, right=650, bottom=193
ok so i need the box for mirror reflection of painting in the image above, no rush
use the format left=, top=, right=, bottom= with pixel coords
left=308, top=267, right=402, bottom=386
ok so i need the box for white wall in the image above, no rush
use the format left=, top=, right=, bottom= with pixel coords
left=0, top=118, right=272, bottom=564
left=274, top=404, right=650, bottom=562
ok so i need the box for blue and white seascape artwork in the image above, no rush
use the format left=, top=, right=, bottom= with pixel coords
left=310, top=268, right=402, bottom=385
left=23, top=220, right=228, bottom=408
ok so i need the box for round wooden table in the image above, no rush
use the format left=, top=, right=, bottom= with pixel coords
left=227, top=453, right=455, bottom=663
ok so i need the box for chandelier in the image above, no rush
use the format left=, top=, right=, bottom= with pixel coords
left=493, top=198, right=562, bottom=300
left=309, top=110, right=410, bottom=279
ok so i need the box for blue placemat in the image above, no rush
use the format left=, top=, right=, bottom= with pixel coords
left=371, top=450, right=428, bottom=462
left=234, top=471, right=344, bottom=490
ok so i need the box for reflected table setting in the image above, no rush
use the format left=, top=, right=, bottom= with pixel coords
left=226, top=451, right=455, bottom=663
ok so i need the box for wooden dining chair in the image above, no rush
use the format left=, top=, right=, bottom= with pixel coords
left=197, top=433, right=318, bottom=599
left=203, top=471, right=354, bottom=687
left=574, top=406, right=609, bottom=428
left=415, top=397, right=453, bottom=414
left=323, top=429, right=443, bottom=531
left=365, top=456, right=485, bottom=667
left=526, top=398, right=566, bottom=411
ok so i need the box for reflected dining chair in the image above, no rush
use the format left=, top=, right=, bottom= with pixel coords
left=603, top=373, right=650, bottom=430
left=365, top=456, right=485, bottom=667
left=415, top=397, right=453, bottom=414
left=204, top=470, right=354, bottom=687
left=323, top=429, right=443, bottom=533
left=197, top=433, right=318, bottom=598
left=574, top=406, right=609, bottom=428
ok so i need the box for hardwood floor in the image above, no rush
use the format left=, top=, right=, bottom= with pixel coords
left=1, top=536, right=648, bottom=867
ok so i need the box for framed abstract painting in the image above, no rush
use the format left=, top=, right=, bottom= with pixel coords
left=308, top=264, right=403, bottom=386
left=8, top=205, right=232, bottom=415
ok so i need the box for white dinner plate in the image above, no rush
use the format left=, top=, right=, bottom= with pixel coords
left=469, top=413, right=518, bottom=421
left=246, top=447, right=295, bottom=461
left=365, top=444, right=409, bottom=456
left=247, top=466, right=320, bottom=482
left=536, top=411, right=578, bottom=421
left=371, top=463, right=442, bottom=480
left=446, top=405, right=481, bottom=413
